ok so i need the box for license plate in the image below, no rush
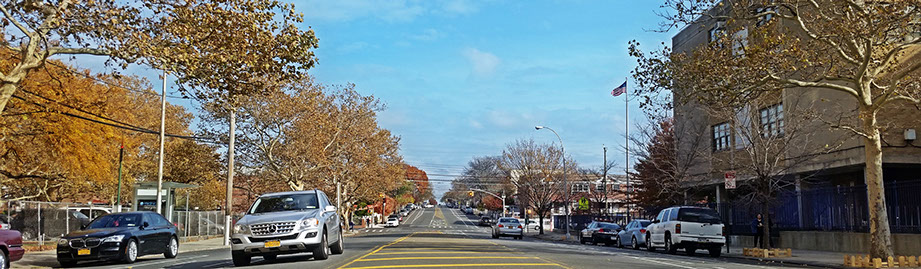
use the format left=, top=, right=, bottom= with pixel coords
left=77, top=249, right=91, bottom=255
left=698, top=238, right=708, bottom=242
left=264, top=240, right=281, bottom=248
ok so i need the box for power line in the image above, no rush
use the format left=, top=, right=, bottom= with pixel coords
left=44, top=60, right=189, bottom=100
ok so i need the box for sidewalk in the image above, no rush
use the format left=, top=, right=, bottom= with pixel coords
left=532, top=231, right=849, bottom=268
left=12, top=237, right=228, bottom=269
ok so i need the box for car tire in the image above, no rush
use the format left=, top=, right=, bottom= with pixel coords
left=686, top=247, right=697, bottom=256
left=664, top=235, right=677, bottom=254
left=232, top=250, right=251, bottom=267
left=263, top=254, right=277, bottom=261
left=645, top=234, right=656, bottom=252
left=122, top=239, right=138, bottom=264
left=709, top=247, right=722, bottom=257
left=632, top=236, right=640, bottom=250
left=615, top=236, right=623, bottom=248
left=330, top=230, right=345, bottom=255
left=579, top=236, right=585, bottom=244
left=313, top=232, right=330, bottom=260
left=165, top=236, right=179, bottom=258
left=0, top=249, right=7, bottom=269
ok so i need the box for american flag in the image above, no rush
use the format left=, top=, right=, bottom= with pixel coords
left=611, top=81, right=627, bottom=97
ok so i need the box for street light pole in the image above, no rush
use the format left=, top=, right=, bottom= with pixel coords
left=535, top=126, right=568, bottom=239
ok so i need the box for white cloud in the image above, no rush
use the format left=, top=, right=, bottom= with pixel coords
left=462, top=48, right=500, bottom=78
left=469, top=119, right=483, bottom=129
left=440, top=0, right=478, bottom=15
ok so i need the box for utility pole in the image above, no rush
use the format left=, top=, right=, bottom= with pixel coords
left=603, top=145, right=607, bottom=217
left=223, top=107, right=236, bottom=246
left=156, top=70, right=167, bottom=215
left=116, top=144, right=124, bottom=212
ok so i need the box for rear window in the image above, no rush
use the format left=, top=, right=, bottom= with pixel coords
left=599, top=223, right=619, bottom=230
left=389, top=217, right=398, bottom=221
left=500, top=219, right=520, bottom=224
left=677, top=208, right=722, bottom=224
left=638, top=221, right=652, bottom=227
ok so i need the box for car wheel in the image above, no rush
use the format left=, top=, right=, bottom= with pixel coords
left=165, top=236, right=179, bottom=258
left=632, top=236, right=640, bottom=250
left=263, top=254, right=277, bottom=261
left=0, top=249, right=7, bottom=269
left=330, top=230, right=345, bottom=255
left=122, top=239, right=138, bottom=263
left=686, top=247, right=697, bottom=256
left=664, top=235, right=677, bottom=254
left=709, top=247, right=722, bottom=257
left=579, top=236, right=585, bottom=244
left=232, top=250, right=251, bottom=266
left=615, top=236, right=623, bottom=248
left=313, top=231, right=330, bottom=260
left=645, top=234, right=656, bottom=251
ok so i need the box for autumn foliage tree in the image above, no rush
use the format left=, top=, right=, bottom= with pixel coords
left=632, top=0, right=921, bottom=258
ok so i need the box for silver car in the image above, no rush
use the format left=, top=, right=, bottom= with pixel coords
left=491, top=217, right=523, bottom=240
left=615, top=219, right=652, bottom=249
left=230, top=190, right=344, bottom=266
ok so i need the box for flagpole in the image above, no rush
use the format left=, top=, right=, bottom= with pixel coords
left=625, top=78, right=630, bottom=223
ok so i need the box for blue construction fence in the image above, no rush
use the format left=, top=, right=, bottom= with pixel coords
left=713, top=180, right=921, bottom=235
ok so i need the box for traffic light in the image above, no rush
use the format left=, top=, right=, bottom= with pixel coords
left=467, top=191, right=474, bottom=197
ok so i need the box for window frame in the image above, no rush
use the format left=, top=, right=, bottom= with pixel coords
left=712, top=122, right=731, bottom=152
left=759, top=103, right=784, bottom=137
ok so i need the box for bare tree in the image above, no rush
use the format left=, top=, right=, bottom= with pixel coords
left=632, top=1, right=921, bottom=257
left=498, top=139, right=576, bottom=235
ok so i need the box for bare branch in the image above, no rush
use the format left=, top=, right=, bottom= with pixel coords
left=0, top=4, right=33, bottom=36
left=47, top=47, right=110, bottom=56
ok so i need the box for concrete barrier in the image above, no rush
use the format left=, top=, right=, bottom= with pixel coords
left=780, top=231, right=921, bottom=256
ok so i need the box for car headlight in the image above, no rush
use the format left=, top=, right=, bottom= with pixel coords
left=101, top=235, right=124, bottom=243
left=233, top=224, right=250, bottom=234
left=58, top=238, right=69, bottom=246
left=300, top=218, right=319, bottom=230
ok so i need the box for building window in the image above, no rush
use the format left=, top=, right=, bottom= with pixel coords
left=756, top=7, right=775, bottom=27
left=595, top=183, right=606, bottom=192
left=760, top=103, right=784, bottom=137
left=709, top=20, right=727, bottom=43
left=713, top=122, right=731, bottom=151
left=572, top=183, right=589, bottom=193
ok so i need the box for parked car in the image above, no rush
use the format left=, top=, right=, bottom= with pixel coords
left=522, top=219, right=540, bottom=231
left=579, top=221, right=620, bottom=246
left=615, top=219, right=652, bottom=249
left=477, top=216, right=494, bottom=227
left=645, top=206, right=725, bottom=257
left=0, top=229, right=25, bottom=269
left=386, top=217, right=400, bottom=227
left=491, top=218, right=523, bottom=240
left=57, top=212, right=178, bottom=267
left=464, top=207, right=473, bottom=214
left=230, top=190, right=344, bottom=266
left=424, top=204, right=434, bottom=208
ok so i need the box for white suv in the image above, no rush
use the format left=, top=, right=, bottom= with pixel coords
left=645, top=206, right=725, bottom=257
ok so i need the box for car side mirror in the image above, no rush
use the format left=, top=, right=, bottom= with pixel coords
left=325, top=205, right=337, bottom=212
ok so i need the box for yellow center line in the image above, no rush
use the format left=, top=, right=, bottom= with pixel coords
left=381, top=247, right=507, bottom=250
left=335, top=232, right=418, bottom=269
left=356, top=256, right=540, bottom=262
left=341, top=263, right=561, bottom=269
left=371, top=251, right=513, bottom=255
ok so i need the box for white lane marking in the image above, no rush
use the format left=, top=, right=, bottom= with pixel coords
left=626, top=256, right=698, bottom=269
left=130, top=254, right=208, bottom=267
left=429, top=207, right=437, bottom=226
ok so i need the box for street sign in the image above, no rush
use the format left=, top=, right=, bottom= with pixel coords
left=578, top=197, right=590, bottom=210
left=725, top=171, right=737, bottom=189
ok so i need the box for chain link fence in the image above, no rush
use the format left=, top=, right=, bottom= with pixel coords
left=1, top=201, right=224, bottom=245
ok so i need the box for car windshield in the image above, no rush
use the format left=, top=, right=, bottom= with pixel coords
left=389, top=218, right=398, bottom=221
left=249, top=193, right=320, bottom=214
left=678, top=208, right=723, bottom=224
left=86, top=214, right=142, bottom=229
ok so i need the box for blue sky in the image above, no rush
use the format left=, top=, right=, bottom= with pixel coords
left=65, top=1, right=676, bottom=199
left=296, top=0, right=676, bottom=197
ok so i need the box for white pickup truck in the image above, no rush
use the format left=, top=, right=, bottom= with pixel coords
left=645, top=206, right=726, bottom=257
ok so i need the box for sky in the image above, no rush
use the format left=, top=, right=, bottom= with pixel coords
left=65, top=0, right=677, bottom=200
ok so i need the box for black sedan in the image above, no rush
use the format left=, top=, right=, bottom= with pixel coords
left=579, top=221, right=621, bottom=246
left=57, top=211, right=179, bottom=267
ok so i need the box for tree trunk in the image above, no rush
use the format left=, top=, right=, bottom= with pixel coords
left=761, top=202, right=771, bottom=249
left=862, top=109, right=894, bottom=259
left=0, top=83, right=18, bottom=114
left=538, top=214, right=545, bottom=235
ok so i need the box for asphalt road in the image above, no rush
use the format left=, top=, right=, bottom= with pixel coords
left=55, top=206, right=820, bottom=269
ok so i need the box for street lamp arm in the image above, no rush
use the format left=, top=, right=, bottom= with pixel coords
left=469, top=188, right=502, bottom=200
